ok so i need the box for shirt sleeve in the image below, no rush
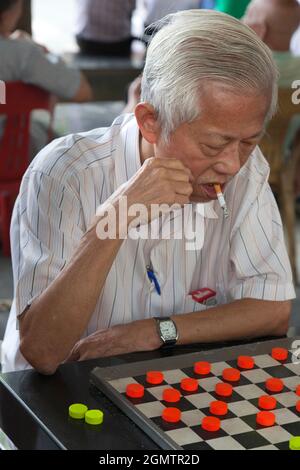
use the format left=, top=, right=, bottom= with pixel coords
left=19, top=41, right=81, bottom=100
left=13, top=168, right=85, bottom=317
left=228, top=183, right=296, bottom=301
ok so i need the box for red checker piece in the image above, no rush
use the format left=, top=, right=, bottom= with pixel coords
left=222, top=368, right=241, bottom=382
left=162, top=407, right=181, bottom=423
left=194, top=361, right=211, bottom=375
left=271, top=348, right=288, bottom=361
left=163, top=388, right=181, bottom=403
left=258, top=395, right=277, bottom=410
left=296, top=385, right=300, bottom=397
left=210, top=401, right=228, bottom=416
left=296, top=400, right=300, bottom=413
left=201, top=416, right=221, bottom=432
left=265, top=378, right=284, bottom=393
left=126, top=383, right=145, bottom=399
left=146, top=371, right=164, bottom=385
left=180, top=378, right=199, bottom=392
left=256, top=411, right=276, bottom=427
left=215, top=382, right=233, bottom=397
left=237, top=356, right=254, bottom=370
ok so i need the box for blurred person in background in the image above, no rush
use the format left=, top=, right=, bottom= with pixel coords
left=0, top=0, right=92, bottom=156
left=244, top=0, right=300, bottom=64
left=291, top=25, right=300, bottom=55
left=287, top=0, right=300, bottom=56
left=144, top=0, right=200, bottom=26
left=143, top=0, right=201, bottom=42
left=75, top=0, right=137, bottom=57
left=243, top=0, right=300, bottom=207
left=0, top=0, right=92, bottom=103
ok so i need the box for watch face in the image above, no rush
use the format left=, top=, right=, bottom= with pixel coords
left=160, top=321, right=177, bottom=341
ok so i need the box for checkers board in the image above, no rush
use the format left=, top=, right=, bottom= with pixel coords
left=91, top=337, right=300, bottom=450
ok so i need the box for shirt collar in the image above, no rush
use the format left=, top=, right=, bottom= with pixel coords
left=114, top=114, right=141, bottom=188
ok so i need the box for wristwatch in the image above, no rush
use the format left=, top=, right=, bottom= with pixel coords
left=154, top=317, right=179, bottom=347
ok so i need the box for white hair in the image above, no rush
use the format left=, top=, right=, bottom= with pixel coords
left=141, top=10, right=279, bottom=143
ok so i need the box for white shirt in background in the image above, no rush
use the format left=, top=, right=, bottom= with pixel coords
left=144, top=0, right=200, bottom=25
left=75, top=0, right=136, bottom=42
left=291, top=26, right=300, bottom=56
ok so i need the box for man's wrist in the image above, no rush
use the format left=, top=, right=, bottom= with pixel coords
left=133, top=319, right=163, bottom=351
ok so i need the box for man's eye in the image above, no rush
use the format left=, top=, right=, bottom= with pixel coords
left=204, top=144, right=223, bottom=151
left=241, top=141, right=256, bottom=147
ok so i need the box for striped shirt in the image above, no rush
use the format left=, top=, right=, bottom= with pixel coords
left=1, top=114, right=296, bottom=372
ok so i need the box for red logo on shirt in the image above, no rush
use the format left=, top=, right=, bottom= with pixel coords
left=190, top=288, right=216, bottom=305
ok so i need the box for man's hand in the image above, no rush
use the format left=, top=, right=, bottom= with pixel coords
left=96, top=157, right=194, bottom=231
left=126, top=158, right=194, bottom=211
left=66, top=319, right=162, bottom=363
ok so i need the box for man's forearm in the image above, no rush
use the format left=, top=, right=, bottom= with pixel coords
left=19, top=222, right=123, bottom=374
left=172, top=299, right=291, bottom=346
left=64, top=298, right=291, bottom=364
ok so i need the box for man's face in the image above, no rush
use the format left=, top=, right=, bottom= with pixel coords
left=155, top=82, right=270, bottom=203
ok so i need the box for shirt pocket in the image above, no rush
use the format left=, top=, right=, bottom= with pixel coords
left=183, top=292, right=215, bottom=313
left=183, top=282, right=228, bottom=313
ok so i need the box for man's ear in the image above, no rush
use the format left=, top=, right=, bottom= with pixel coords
left=134, top=102, right=160, bottom=145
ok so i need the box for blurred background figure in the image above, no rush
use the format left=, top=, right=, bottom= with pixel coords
left=144, top=0, right=200, bottom=26
left=215, top=0, right=251, bottom=18
left=244, top=0, right=300, bottom=274
left=243, top=0, right=300, bottom=88
left=0, top=0, right=92, bottom=102
left=243, top=0, right=300, bottom=199
left=143, top=0, right=201, bottom=42
left=291, top=24, right=300, bottom=55
left=243, top=0, right=300, bottom=58
left=286, top=0, right=300, bottom=56
left=200, top=0, right=216, bottom=8
left=0, top=0, right=92, bottom=155
left=75, top=0, right=137, bottom=57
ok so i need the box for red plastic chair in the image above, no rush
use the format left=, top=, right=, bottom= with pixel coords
left=0, top=81, right=55, bottom=256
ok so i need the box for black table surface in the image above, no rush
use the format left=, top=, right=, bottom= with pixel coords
left=0, top=336, right=299, bottom=450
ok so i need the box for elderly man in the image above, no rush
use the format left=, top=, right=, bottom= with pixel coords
left=2, top=10, right=295, bottom=375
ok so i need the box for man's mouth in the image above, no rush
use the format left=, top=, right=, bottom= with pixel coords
left=200, top=182, right=226, bottom=199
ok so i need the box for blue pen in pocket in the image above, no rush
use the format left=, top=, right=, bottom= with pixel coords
left=147, top=264, right=161, bottom=296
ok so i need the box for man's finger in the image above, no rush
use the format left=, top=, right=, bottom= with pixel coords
left=172, top=181, right=194, bottom=196
left=163, top=169, right=193, bottom=183
left=148, top=157, right=194, bottom=181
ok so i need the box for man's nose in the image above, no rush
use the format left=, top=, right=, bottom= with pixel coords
left=213, top=141, right=241, bottom=177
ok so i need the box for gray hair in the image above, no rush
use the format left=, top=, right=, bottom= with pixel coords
left=141, top=10, right=279, bottom=143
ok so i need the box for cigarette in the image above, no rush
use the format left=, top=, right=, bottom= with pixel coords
left=214, top=184, right=229, bottom=219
